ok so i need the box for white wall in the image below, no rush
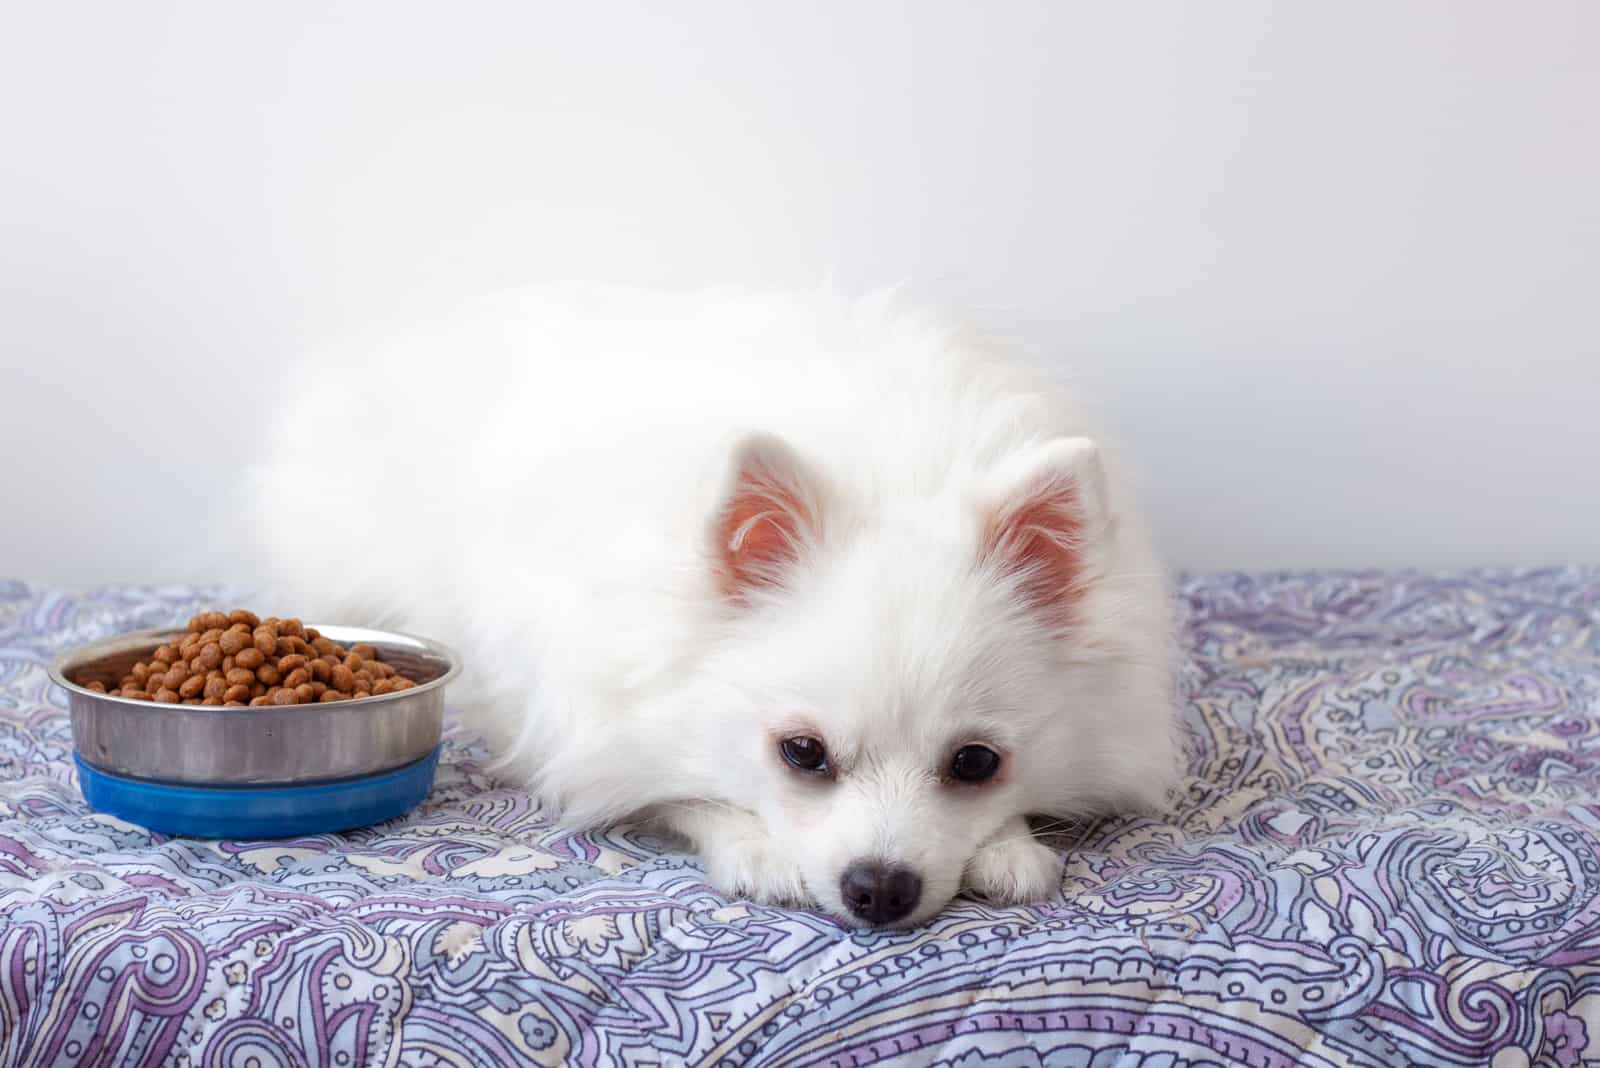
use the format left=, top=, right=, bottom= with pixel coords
left=2, top=1, right=1596, bottom=585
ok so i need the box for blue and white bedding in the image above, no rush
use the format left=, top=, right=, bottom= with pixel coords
left=2, top=570, right=1598, bottom=1066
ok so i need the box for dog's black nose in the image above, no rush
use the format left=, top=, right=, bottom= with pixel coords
left=839, top=861, right=922, bottom=925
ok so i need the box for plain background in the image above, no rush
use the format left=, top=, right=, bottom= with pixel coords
left=2, top=1, right=1595, bottom=586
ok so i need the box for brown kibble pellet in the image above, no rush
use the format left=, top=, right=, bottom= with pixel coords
left=86, top=680, right=107, bottom=693
left=117, top=609, right=418, bottom=714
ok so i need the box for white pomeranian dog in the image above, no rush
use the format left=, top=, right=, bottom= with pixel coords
left=253, top=283, right=1179, bottom=927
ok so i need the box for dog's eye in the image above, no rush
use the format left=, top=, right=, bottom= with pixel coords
left=779, top=735, right=829, bottom=774
left=950, top=745, right=1001, bottom=783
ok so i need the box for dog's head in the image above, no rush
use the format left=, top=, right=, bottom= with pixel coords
left=693, top=431, right=1173, bottom=926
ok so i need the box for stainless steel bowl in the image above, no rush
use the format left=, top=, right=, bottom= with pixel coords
left=50, top=624, right=462, bottom=785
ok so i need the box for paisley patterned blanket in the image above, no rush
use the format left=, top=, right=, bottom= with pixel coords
left=2, top=571, right=1597, bottom=1067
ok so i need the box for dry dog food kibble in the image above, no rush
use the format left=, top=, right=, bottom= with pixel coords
left=96, top=610, right=419, bottom=706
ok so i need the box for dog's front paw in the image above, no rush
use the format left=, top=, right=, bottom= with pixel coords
left=964, top=819, right=1065, bottom=905
left=663, top=803, right=811, bottom=906
left=701, top=834, right=810, bottom=906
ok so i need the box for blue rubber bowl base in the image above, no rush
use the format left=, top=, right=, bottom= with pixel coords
left=74, top=747, right=441, bottom=839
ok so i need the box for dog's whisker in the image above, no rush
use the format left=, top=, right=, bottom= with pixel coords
left=658, top=798, right=744, bottom=816
left=980, top=817, right=1089, bottom=851
left=1063, top=821, right=1102, bottom=854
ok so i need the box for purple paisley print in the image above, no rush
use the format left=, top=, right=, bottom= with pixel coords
left=1, top=570, right=1598, bottom=1066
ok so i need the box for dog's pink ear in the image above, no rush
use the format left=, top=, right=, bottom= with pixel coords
left=711, top=432, right=826, bottom=601
left=980, top=438, right=1108, bottom=626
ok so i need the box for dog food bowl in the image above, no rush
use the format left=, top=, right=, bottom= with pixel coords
left=49, top=624, right=461, bottom=838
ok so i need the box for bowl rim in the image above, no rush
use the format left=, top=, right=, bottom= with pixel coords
left=48, top=622, right=463, bottom=715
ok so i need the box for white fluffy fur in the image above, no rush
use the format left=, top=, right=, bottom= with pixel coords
left=251, top=283, right=1179, bottom=926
